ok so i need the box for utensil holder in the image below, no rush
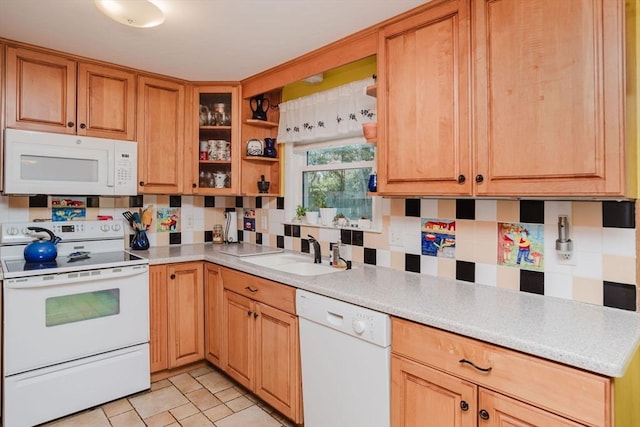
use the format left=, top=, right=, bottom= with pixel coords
left=131, top=230, right=150, bottom=250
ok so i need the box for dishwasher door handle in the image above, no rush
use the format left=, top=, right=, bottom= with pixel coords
left=326, top=311, right=344, bottom=327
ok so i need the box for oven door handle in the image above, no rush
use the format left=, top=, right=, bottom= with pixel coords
left=4, top=265, right=148, bottom=289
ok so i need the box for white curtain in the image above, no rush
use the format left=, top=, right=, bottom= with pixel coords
left=277, top=77, right=376, bottom=144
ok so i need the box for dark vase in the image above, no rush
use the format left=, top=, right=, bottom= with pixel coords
left=131, top=230, right=150, bottom=250
left=263, top=138, right=277, bottom=158
left=249, top=94, right=270, bottom=121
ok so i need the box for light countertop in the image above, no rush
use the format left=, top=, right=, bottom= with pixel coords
left=135, top=242, right=640, bottom=378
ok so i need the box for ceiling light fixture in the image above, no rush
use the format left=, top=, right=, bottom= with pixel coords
left=94, top=0, right=165, bottom=28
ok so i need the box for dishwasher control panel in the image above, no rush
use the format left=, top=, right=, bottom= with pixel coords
left=296, top=289, right=391, bottom=347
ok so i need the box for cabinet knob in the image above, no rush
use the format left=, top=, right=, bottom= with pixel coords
left=79, top=123, right=86, bottom=129
left=475, top=174, right=484, bottom=183
left=460, top=401, right=469, bottom=411
left=253, top=312, right=258, bottom=319
left=139, top=181, right=145, bottom=186
left=192, top=183, right=197, bottom=188
left=479, top=409, right=490, bottom=421
left=170, top=274, right=176, bottom=280
left=457, top=174, right=466, bottom=184
left=67, top=121, right=74, bottom=128
left=247, top=310, right=252, bottom=316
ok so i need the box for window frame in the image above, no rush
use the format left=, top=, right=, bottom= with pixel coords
left=284, top=138, right=381, bottom=231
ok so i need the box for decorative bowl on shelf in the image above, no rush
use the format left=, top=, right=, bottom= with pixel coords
left=362, top=122, right=377, bottom=142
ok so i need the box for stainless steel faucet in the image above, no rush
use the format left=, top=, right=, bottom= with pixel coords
left=307, top=235, right=321, bottom=263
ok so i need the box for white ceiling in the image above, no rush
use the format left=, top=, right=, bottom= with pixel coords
left=0, top=0, right=427, bottom=82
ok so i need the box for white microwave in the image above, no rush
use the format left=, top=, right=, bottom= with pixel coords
left=3, top=129, right=137, bottom=196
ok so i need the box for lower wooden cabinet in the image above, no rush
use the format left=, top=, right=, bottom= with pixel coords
left=149, top=262, right=204, bottom=373
left=391, top=317, right=613, bottom=426
left=221, top=267, right=302, bottom=424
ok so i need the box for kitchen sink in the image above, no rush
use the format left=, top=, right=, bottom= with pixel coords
left=242, top=252, right=346, bottom=276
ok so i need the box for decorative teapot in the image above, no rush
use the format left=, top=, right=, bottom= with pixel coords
left=249, top=94, right=270, bottom=121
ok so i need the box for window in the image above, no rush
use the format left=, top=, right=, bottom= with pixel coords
left=285, top=139, right=380, bottom=228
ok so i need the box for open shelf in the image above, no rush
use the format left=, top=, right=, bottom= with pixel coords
left=242, top=156, right=279, bottom=162
left=200, top=125, right=232, bottom=131
left=244, top=119, right=279, bottom=128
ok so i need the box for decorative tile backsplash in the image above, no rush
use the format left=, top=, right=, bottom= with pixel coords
left=0, top=195, right=636, bottom=312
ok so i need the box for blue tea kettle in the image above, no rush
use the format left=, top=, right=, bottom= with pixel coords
left=24, top=227, right=61, bottom=263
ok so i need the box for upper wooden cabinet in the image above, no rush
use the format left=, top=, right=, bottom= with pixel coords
left=473, top=0, right=626, bottom=197
left=377, top=0, right=471, bottom=196
left=191, top=85, right=241, bottom=194
left=5, top=46, right=135, bottom=140
left=377, top=0, right=628, bottom=198
left=137, top=74, right=185, bottom=194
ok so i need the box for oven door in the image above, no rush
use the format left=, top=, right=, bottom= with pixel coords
left=3, top=264, right=149, bottom=375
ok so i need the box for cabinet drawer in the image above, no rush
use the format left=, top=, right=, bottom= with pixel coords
left=392, top=317, right=611, bottom=426
left=221, top=268, right=295, bottom=314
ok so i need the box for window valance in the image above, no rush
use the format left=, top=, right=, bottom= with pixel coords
left=276, top=77, right=376, bottom=144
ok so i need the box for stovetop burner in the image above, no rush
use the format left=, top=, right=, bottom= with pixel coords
left=3, top=251, right=145, bottom=275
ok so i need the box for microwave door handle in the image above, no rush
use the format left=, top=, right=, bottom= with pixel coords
left=107, top=149, right=115, bottom=187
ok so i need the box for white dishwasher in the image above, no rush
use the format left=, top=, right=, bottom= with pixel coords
left=296, top=289, right=391, bottom=427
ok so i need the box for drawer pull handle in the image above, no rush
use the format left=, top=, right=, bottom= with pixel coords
left=479, top=409, right=490, bottom=420
left=253, top=312, right=259, bottom=319
left=460, top=400, right=469, bottom=411
left=245, top=286, right=259, bottom=293
left=459, top=358, right=492, bottom=373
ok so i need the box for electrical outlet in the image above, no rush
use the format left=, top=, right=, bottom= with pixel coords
left=261, top=216, right=268, bottom=231
left=557, top=242, right=578, bottom=266
left=184, top=216, right=194, bottom=231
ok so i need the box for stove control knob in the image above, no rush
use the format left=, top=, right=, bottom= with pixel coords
left=111, top=223, right=121, bottom=232
left=100, top=224, right=110, bottom=232
left=6, top=227, right=19, bottom=236
left=352, top=319, right=367, bottom=335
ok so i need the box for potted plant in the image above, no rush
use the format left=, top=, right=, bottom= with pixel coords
left=293, top=205, right=307, bottom=223
left=312, top=190, right=337, bottom=226
left=333, top=212, right=348, bottom=227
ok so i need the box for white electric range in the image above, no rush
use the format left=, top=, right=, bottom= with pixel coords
left=0, top=220, right=150, bottom=427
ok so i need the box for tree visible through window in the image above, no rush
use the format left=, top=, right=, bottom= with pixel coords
left=301, top=143, right=375, bottom=221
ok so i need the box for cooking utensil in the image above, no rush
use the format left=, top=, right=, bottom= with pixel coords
left=122, top=211, right=134, bottom=225
left=24, top=227, right=61, bottom=263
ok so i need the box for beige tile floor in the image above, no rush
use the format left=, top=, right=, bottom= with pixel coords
left=43, top=366, right=297, bottom=427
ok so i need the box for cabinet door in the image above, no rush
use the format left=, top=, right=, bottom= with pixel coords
left=5, top=46, right=76, bottom=134
left=378, top=0, right=471, bottom=196
left=391, top=355, right=476, bottom=427
left=479, top=389, right=584, bottom=426
left=77, top=62, right=136, bottom=140
left=137, top=75, right=185, bottom=193
left=223, top=290, right=254, bottom=389
left=167, top=262, right=204, bottom=368
left=204, top=263, right=223, bottom=367
left=254, top=302, right=302, bottom=423
left=149, top=265, right=168, bottom=373
left=473, top=0, right=625, bottom=196
left=193, top=85, right=240, bottom=194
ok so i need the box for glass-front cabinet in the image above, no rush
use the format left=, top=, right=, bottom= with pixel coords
left=192, top=85, right=240, bottom=194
